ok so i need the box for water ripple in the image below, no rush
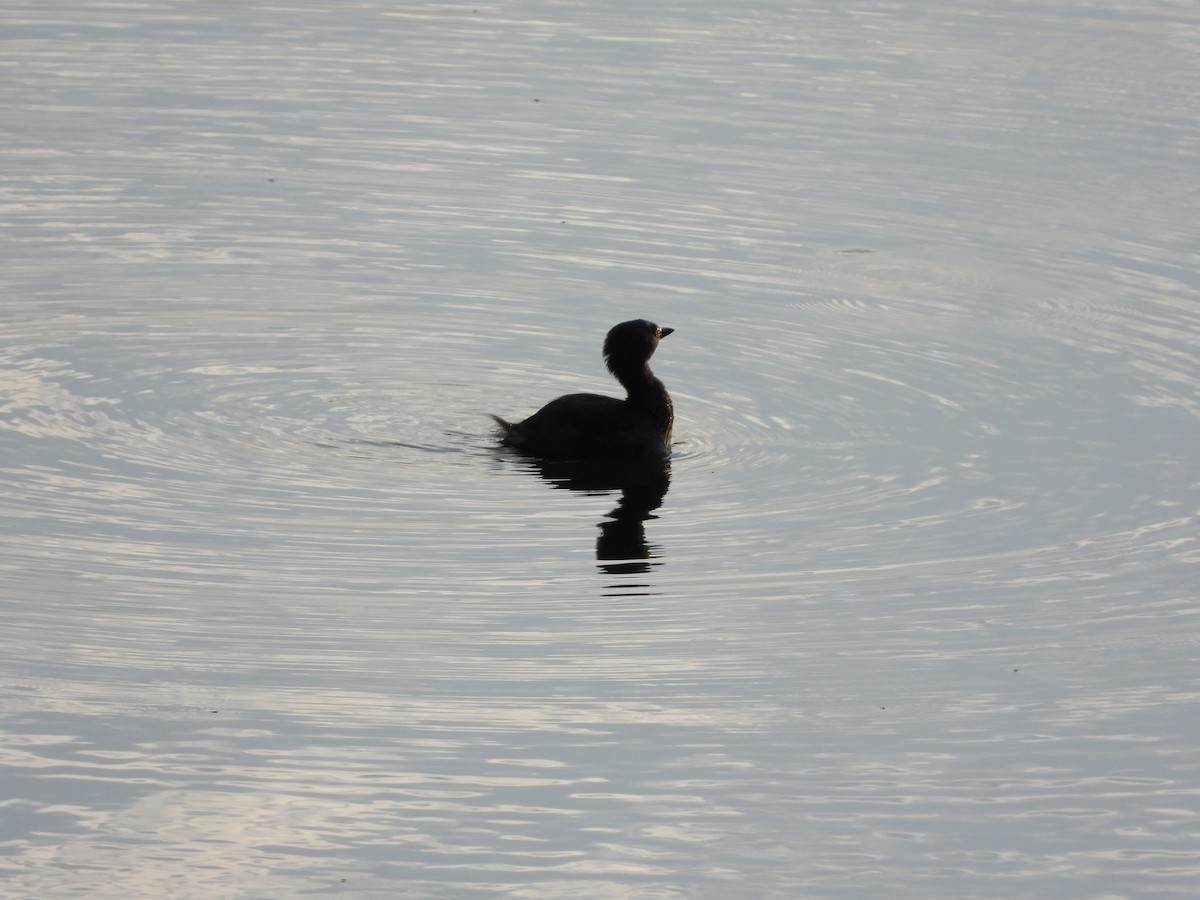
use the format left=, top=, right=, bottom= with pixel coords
left=3, top=1, right=1200, bottom=896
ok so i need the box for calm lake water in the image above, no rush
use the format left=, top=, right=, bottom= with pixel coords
left=3, top=1, right=1199, bottom=896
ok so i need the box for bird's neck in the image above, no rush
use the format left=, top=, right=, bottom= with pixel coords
left=616, top=365, right=670, bottom=410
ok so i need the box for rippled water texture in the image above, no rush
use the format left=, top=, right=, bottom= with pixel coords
left=3, top=1, right=1199, bottom=896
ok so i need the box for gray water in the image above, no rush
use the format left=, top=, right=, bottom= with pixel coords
left=2, top=1, right=1199, bottom=897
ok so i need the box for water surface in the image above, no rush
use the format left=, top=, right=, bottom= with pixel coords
left=2, top=1, right=1199, bottom=896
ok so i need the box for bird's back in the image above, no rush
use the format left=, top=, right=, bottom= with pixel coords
left=495, top=392, right=669, bottom=459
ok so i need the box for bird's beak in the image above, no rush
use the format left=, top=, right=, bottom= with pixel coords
left=660, top=327, right=674, bottom=338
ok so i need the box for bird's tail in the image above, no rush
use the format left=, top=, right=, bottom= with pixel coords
left=489, top=414, right=512, bottom=435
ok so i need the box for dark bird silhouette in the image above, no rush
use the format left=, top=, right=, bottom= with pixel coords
left=492, top=319, right=674, bottom=459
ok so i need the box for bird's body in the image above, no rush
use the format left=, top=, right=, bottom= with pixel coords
left=492, top=319, right=674, bottom=460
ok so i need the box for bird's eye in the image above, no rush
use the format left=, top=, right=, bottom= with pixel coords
left=655, top=327, right=662, bottom=338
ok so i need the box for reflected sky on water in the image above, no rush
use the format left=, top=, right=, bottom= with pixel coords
left=2, top=1, right=1199, bottom=896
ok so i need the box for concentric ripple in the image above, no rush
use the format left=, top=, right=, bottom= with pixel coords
left=3, top=1, right=1200, bottom=896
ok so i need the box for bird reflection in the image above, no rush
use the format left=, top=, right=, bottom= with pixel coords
left=508, top=455, right=671, bottom=582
